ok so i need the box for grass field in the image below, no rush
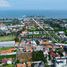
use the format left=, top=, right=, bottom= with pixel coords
left=0, top=47, right=12, bottom=51
left=5, top=64, right=15, bottom=67
left=0, top=35, right=16, bottom=42
left=0, top=47, right=15, bottom=51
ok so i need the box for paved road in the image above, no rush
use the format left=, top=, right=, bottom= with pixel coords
left=32, top=18, right=58, bottom=43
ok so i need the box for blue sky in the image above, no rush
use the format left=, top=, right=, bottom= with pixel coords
left=0, top=0, right=67, bottom=10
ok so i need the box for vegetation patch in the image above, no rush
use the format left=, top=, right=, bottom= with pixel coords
left=0, top=55, right=16, bottom=60
left=0, top=35, right=16, bottom=42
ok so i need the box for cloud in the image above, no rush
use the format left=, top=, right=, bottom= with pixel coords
left=0, top=0, right=10, bottom=7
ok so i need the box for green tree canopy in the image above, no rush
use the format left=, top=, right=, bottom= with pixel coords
left=32, top=51, right=47, bottom=63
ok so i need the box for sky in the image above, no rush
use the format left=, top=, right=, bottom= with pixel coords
left=0, top=0, right=67, bottom=10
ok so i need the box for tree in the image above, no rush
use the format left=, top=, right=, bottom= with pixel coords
left=35, top=40, right=40, bottom=45
left=14, top=37, right=19, bottom=42
left=32, top=51, right=47, bottom=63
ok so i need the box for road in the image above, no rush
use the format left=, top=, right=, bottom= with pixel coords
left=32, top=18, right=58, bottom=42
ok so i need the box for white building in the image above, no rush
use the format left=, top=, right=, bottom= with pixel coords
left=55, top=57, right=67, bottom=67
left=34, top=46, right=43, bottom=51
left=58, top=31, right=65, bottom=35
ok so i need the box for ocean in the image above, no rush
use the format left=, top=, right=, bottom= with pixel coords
left=0, top=10, right=67, bottom=18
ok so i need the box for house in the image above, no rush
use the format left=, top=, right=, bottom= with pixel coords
left=55, top=57, right=67, bottom=67
left=7, top=58, right=12, bottom=64
left=64, top=24, right=67, bottom=29
left=32, top=61, right=45, bottom=67
left=33, top=31, right=39, bottom=34
left=2, top=58, right=7, bottom=64
left=16, top=61, right=44, bottom=67
left=34, top=46, right=43, bottom=51
left=40, top=40, right=52, bottom=45
left=55, top=43, right=67, bottom=46
left=58, top=31, right=65, bottom=35
left=31, top=40, right=37, bottom=46
left=16, top=63, right=26, bottom=67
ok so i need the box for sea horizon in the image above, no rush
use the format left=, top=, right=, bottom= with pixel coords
left=0, top=10, right=67, bottom=19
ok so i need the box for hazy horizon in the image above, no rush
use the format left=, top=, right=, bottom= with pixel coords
left=0, top=0, right=67, bottom=18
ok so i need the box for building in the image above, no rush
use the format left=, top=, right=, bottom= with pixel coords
left=55, top=57, right=67, bottom=67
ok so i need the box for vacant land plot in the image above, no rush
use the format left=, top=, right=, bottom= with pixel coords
left=0, top=35, right=16, bottom=42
